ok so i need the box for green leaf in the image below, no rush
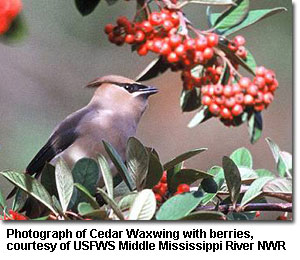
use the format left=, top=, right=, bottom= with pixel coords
left=280, top=151, right=292, bottom=171
left=180, top=88, right=202, bottom=112
left=156, top=191, right=204, bottom=220
left=241, top=176, right=274, bottom=206
left=220, top=8, right=287, bottom=35
left=78, top=202, right=94, bottom=215
left=230, top=147, right=253, bottom=168
left=128, top=189, right=156, bottom=220
left=248, top=112, right=263, bottom=144
left=0, top=189, right=6, bottom=209
left=113, top=181, right=131, bottom=198
left=0, top=171, right=57, bottom=215
left=103, top=140, right=135, bottom=191
left=0, top=14, right=27, bottom=43
left=74, top=183, right=99, bottom=209
left=266, top=138, right=290, bottom=177
left=262, top=178, right=292, bottom=194
left=244, top=50, right=257, bottom=72
left=52, top=195, right=64, bottom=215
left=41, top=163, right=58, bottom=197
left=81, top=209, right=108, bottom=220
left=11, top=189, right=27, bottom=212
left=227, top=212, right=255, bottom=220
left=135, top=56, right=169, bottom=82
left=188, top=107, right=212, bottom=128
left=200, top=192, right=217, bottom=205
left=74, top=0, right=101, bottom=16
left=169, top=169, right=214, bottom=193
left=126, top=137, right=149, bottom=190
left=72, top=158, right=99, bottom=195
left=144, top=151, right=164, bottom=189
left=55, top=160, right=74, bottom=212
left=239, top=167, right=257, bottom=184
left=97, top=188, right=124, bottom=220
left=214, top=0, right=249, bottom=30
left=181, top=211, right=225, bottom=220
left=201, top=166, right=224, bottom=193
left=98, top=155, right=113, bottom=199
left=163, top=148, right=207, bottom=171
left=255, top=169, right=274, bottom=178
left=118, top=193, right=138, bottom=211
left=222, top=156, right=241, bottom=206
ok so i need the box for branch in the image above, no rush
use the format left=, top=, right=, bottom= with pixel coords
left=195, top=203, right=293, bottom=214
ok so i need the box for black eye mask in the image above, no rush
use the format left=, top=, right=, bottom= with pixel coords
left=114, top=83, right=149, bottom=93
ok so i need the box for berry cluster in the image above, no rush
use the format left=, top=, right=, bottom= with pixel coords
left=152, top=171, right=190, bottom=204
left=104, top=9, right=219, bottom=69
left=200, top=66, right=278, bottom=124
left=0, top=0, right=22, bottom=34
left=0, top=209, right=27, bottom=220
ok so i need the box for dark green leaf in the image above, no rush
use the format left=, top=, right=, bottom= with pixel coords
left=144, top=151, right=164, bottom=189
left=188, top=106, right=212, bottom=128
left=128, top=189, right=156, bottom=220
left=11, top=189, right=27, bottom=212
left=164, top=148, right=207, bottom=171
left=126, top=137, right=149, bottom=190
left=97, top=188, right=124, bottom=220
left=230, top=147, right=253, bottom=168
left=74, top=183, right=99, bottom=209
left=222, top=156, right=241, bottom=206
left=0, top=171, right=57, bottom=215
left=75, top=0, right=101, bottom=16
left=98, top=155, right=113, bottom=199
left=167, top=163, right=183, bottom=191
left=170, top=169, right=213, bottom=193
left=227, top=212, right=255, bottom=220
left=201, top=166, right=224, bottom=192
left=55, top=160, right=74, bottom=212
left=103, top=140, right=135, bottom=191
left=247, top=111, right=262, bottom=144
left=135, top=56, right=169, bottom=82
left=156, top=191, right=204, bottom=220
left=0, top=15, right=27, bottom=43
left=41, top=163, right=58, bottom=197
left=180, top=88, right=202, bottom=112
left=181, top=211, right=225, bottom=220
left=113, top=181, right=131, bottom=198
left=72, top=158, right=99, bottom=195
left=214, top=0, right=249, bottom=30
left=241, top=176, right=274, bottom=206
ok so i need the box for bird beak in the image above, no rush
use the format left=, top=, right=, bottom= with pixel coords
left=137, top=86, right=159, bottom=96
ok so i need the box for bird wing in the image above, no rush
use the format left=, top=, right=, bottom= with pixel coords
left=7, top=107, right=90, bottom=199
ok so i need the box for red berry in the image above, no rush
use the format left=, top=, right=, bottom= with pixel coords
left=239, top=77, right=251, bottom=89
left=174, top=44, right=186, bottom=57
left=223, top=85, right=233, bottom=97
left=255, top=211, right=261, bottom=218
left=254, top=76, right=266, bottom=89
left=169, top=34, right=182, bottom=48
left=153, top=183, right=161, bottom=193
left=195, top=36, right=208, bottom=51
left=255, top=66, right=266, bottom=77
left=232, top=104, right=243, bottom=116
left=215, top=96, right=225, bottom=105
left=234, top=35, right=246, bottom=47
left=236, top=46, right=247, bottom=59
left=6, top=0, right=22, bottom=19
left=137, top=44, right=148, bottom=56
left=202, top=95, right=212, bottom=106
left=184, top=38, right=196, bottom=50
left=194, top=51, right=204, bottom=63
left=149, top=12, right=162, bottom=26
left=235, top=93, right=244, bottom=104
left=141, top=20, right=153, bottom=33
left=167, top=52, right=179, bottom=63
left=170, top=12, right=180, bottom=26
left=277, top=215, right=288, bottom=221
left=269, top=79, right=278, bottom=92
left=263, top=92, right=274, bottom=104
left=244, top=94, right=254, bottom=105
left=265, top=71, right=275, bottom=84
left=214, top=84, right=223, bottom=95
left=228, top=42, right=238, bottom=52
left=207, top=33, right=219, bottom=47
left=163, top=20, right=174, bottom=31
left=117, top=16, right=128, bottom=27
left=247, top=84, right=258, bottom=96
left=254, top=104, right=265, bottom=112
left=209, top=103, right=220, bottom=115
left=153, top=38, right=163, bottom=53
left=104, top=24, right=114, bottom=34
left=232, top=83, right=241, bottom=94
left=160, top=42, right=172, bottom=55
left=177, top=184, right=190, bottom=193
left=161, top=171, right=167, bottom=183
left=203, top=47, right=214, bottom=60
left=125, top=34, right=135, bottom=44
left=221, top=107, right=232, bottom=119
left=155, top=193, right=163, bottom=202
left=135, top=30, right=145, bottom=42
left=225, top=97, right=236, bottom=108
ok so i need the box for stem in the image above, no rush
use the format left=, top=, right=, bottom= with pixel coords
left=195, top=203, right=292, bottom=214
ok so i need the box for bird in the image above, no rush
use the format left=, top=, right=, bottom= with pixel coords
left=7, top=75, right=158, bottom=215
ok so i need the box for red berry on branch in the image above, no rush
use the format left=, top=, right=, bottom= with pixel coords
left=239, top=77, right=251, bottom=89
left=195, top=36, right=208, bottom=51
left=223, top=85, right=233, bottom=97
left=160, top=42, right=172, bottom=55
left=174, top=44, right=186, bottom=57
left=214, top=84, right=223, bottom=96
left=167, top=52, right=179, bottom=63
left=155, top=193, right=163, bottom=202
left=104, top=24, right=114, bottom=34
left=263, top=92, right=274, bottom=104
left=256, top=66, right=266, bottom=77
left=221, top=107, right=232, bottom=119
left=232, top=104, right=243, bottom=116
left=207, top=33, right=219, bottom=47
left=209, top=103, right=220, bottom=115
left=161, top=171, right=167, bottom=183
left=202, top=95, right=212, bottom=106
left=141, top=20, right=153, bottom=33
left=235, top=93, right=244, bottom=104
left=125, top=34, right=135, bottom=44
left=149, top=12, right=162, bottom=26
left=234, top=35, right=246, bottom=47
left=163, top=20, right=174, bottom=31
left=184, top=38, right=196, bottom=50
left=135, top=30, right=145, bottom=42
left=177, top=184, right=190, bottom=193
left=244, top=94, right=254, bottom=105
left=169, top=34, right=182, bottom=48
left=225, top=97, right=236, bottom=108
left=137, top=44, right=148, bottom=56
left=203, top=47, right=214, bottom=60
left=247, top=84, right=258, bottom=96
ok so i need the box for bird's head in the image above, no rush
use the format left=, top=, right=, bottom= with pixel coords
left=86, top=75, right=158, bottom=116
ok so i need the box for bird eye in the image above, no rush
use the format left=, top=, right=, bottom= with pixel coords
left=123, top=84, right=134, bottom=93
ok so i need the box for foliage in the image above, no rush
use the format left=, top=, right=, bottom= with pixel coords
left=0, top=137, right=292, bottom=220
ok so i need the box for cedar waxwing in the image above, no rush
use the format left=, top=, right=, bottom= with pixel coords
left=8, top=75, right=158, bottom=204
